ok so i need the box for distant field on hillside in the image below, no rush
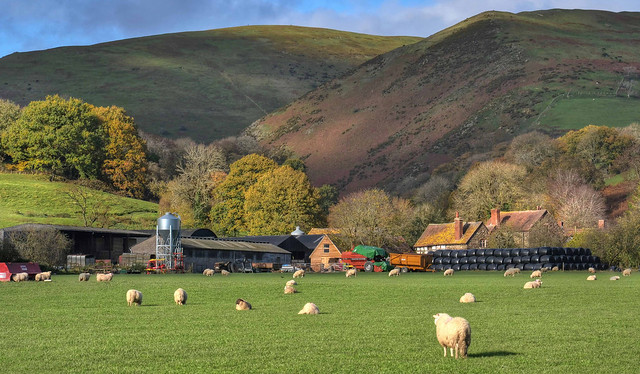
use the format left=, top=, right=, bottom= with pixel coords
left=0, top=173, right=158, bottom=229
left=0, top=271, right=637, bottom=373
left=539, top=96, right=640, bottom=129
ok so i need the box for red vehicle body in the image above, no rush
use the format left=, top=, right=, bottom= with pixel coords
left=340, top=251, right=385, bottom=272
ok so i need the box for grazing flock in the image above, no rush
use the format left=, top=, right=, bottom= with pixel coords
left=10, top=264, right=635, bottom=359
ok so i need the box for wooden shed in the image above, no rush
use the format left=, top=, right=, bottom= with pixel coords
left=0, top=262, right=42, bottom=282
left=304, top=235, right=342, bottom=272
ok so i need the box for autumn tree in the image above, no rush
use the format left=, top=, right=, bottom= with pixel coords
left=244, top=165, right=321, bottom=235
left=547, top=169, right=605, bottom=228
left=486, top=224, right=516, bottom=249
left=209, top=154, right=277, bottom=236
left=2, top=95, right=105, bottom=179
left=8, top=227, right=71, bottom=267
left=505, top=131, right=558, bottom=171
left=65, top=183, right=111, bottom=227
left=527, top=222, right=566, bottom=248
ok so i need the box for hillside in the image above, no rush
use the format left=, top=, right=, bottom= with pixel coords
left=248, top=10, right=640, bottom=194
left=0, top=173, right=158, bottom=229
left=0, top=26, right=421, bottom=143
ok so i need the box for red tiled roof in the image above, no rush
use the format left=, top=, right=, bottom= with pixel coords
left=486, top=209, right=548, bottom=233
left=414, top=221, right=484, bottom=247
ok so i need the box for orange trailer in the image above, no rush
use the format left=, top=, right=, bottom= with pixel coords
left=388, top=253, right=434, bottom=272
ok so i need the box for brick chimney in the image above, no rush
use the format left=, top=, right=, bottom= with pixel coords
left=490, top=208, right=501, bottom=226
left=598, top=219, right=605, bottom=229
left=557, top=220, right=564, bottom=228
left=454, top=211, right=463, bottom=240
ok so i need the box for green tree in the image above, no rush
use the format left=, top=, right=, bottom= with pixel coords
left=0, top=99, right=20, bottom=160
left=487, top=224, right=516, bottom=249
left=2, top=95, right=105, bottom=179
left=244, top=165, right=321, bottom=235
left=209, top=154, right=278, bottom=236
left=9, top=227, right=71, bottom=267
left=316, top=184, right=338, bottom=225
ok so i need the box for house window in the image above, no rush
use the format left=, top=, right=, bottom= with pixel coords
left=323, top=244, right=330, bottom=253
left=480, top=240, right=487, bottom=248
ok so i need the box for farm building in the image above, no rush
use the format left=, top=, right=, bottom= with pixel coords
left=0, top=262, right=42, bottom=282
left=303, top=235, right=341, bottom=272
left=485, top=207, right=564, bottom=247
left=414, top=212, right=489, bottom=253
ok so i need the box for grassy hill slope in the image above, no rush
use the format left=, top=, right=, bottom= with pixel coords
left=0, top=173, right=158, bottom=229
left=248, top=10, right=640, bottom=193
left=0, top=26, right=421, bottom=143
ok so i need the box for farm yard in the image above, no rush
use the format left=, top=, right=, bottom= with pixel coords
left=1, top=271, right=638, bottom=373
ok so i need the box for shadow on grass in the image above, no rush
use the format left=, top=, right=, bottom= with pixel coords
left=468, top=351, right=518, bottom=358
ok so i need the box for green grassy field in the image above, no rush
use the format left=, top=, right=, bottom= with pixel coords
left=1, top=271, right=637, bottom=373
left=540, top=97, right=640, bottom=130
left=0, top=173, right=158, bottom=228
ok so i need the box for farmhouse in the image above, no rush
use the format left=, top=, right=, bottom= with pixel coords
left=485, top=207, right=564, bottom=247
left=414, top=213, right=489, bottom=253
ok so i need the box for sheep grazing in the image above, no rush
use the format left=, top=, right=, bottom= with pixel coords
left=432, top=313, right=471, bottom=359
left=236, top=298, right=252, bottom=311
left=12, top=272, right=28, bottom=282
left=587, top=275, right=597, bottom=281
left=78, top=272, right=91, bottom=282
left=286, top=280, right=297, bottom=286
left=221, top=270, right=230, bottom=276
left=35, top=271, right=52, bottom=281
left=126, top=289, right=143, bottom=306
left=388, top=268, right=400, bottom=277
left=345, top=268, right=357, bottom=278
left=459, top=293, right=476, bottom=303
left=174, top=288, right=187, bottom=305
left=293, top=269, right=305, bottom=278
left=284, top=285, right=297, bottom=294
left=35, top=273, right=44, bottom=282
left=622, top=268, right=632, bottom=276
left=588, top=267, right=596, bottom=274
left=96, top=273, right=113, bottom=282
left=610, top=276, right=620, bottom=281
left=203, top=269, right=214, bottom=276
left=443, top=269, right=454, bottom=276
left=523, top=279, right=542, bottom=289
left=530, top=270, right=542, bottom=278
left=541, top=267, right=551, bottom=273
left=551, top=266, right=559, bottom=271
left=298, top=302, right=319, bottom=315
left=504, top=268, right=519, bottom=277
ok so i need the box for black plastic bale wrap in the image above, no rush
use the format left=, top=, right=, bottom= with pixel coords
left=494, top=257, right=504, bottom=264
left=468, top=256, right=478, bottom=264
left=511, top=249, right=521, bottom=257
left=476, top=249, right=486, bottom=256
left=520, top=248, right=530, bottom=256
left=469, top=263, right=479, bottom=271
left=477, top=256, right=487, bottom=264
left=540, top=255, right=551, bottom=263
left=516, top=263, right=525, bottom=270
left=584, top=248, right=592, bottom=256
left=478, top=264, right=488, bottom=270
left=452, top=264, right=461, bottom=271
left=538, top=247, right=551, bottom=256
left=503, top=257, right=513, bottom=264
left=433, top=250, right=443, bottom=257
left=484, top=249, right=494, bottom=256
left=461, top=264, right=470, bottom=271
left=529, top=247, right=539, bottom=255
left=451, top=257, right=460, bottom=265
left=442, top=257, right=451, bottom=264
left=450, top=250, right=460, bottom=258
left=564, top=248, right=574, bottom=256
left=497, top=264, right=506, bottom=271
left=506, top=264, right=516, bottom=269
left=493, top=249, right=503, bottom=257
left=512, top=256, right=522, bottom=264
left=487, top=263, right=498, bottom=271
left=520, top=255, right=531, bottom=263
left=467, top=249, right=477, bottom=256
left=460, top=257, right=469, bottom=264
left=530, top=255, right=540, bottom=263
left=485, top=256, right=495, bottom=264
left=457, top=250, right=468, bottom=258
left=432, top=264, right=443, bottom=271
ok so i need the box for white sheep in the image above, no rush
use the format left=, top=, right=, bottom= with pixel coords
left=284, top=285, right=297, bottom=294
left=459, top=293, right=476, bottom=303
left=588, top=267, right=596, bottom=274
left=286, top=280, right=297, bottom=286
left=236, top=298, right=252, bottom=311
left=432, top=313, right=471, bottom=359
left=35, top=273, right=44, bottom=282
left=443, top=269, right=454, bottom=276
left=345, top=268, right=357, bottom=278
left=523, top=279, right=542, bottom=289
left=610, top=276, right=620, bottom=281
left=587, top=275, right=597, bottom=281
left=78, top=272, right=91, bottom=281
left=96, top=273, right=113, bottom=282
left=388, top=268, right=400, bottom=277
left=293, top=269, right=305, bottom=278
left=298, top=302, right=319, bottom=315
left=551, top=266, right=559, bottom=271
left=35, top=271, right=52, bottom=281
left=126, top=289, right=142, bottom=306
left=541, top=267, right=551, bottom=273
left=221, top=270, right=230, bottom=276
left=203, top=269, right=214, bottom=276
left=622, top=268, right=632, bottom=276
left=174, top=288, right=187, bottom=305
left=12, top=272, right=28, bottom=282
left=503, top=268, right=519, bottom=277
left=530, top=270, right=542, bottom=278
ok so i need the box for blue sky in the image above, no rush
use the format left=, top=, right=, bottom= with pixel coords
left=1, top=0, right=639, bottom=58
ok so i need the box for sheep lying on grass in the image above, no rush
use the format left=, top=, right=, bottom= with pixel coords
left=293, top=269, right=305, bottom=278
left=126, top=289, right=142, bottom=306
left=587, top=275, right=597, bottom=281
left=174, top=288, right=187, bottom=305
left=345, top=269, right=357, bottom=278
left=78, top=273, right=90, bottom=281
left=504, top=268, right=519, bottom=277
left=433, top=313, right=471, bottom=359
left=221, top=270, right=230, bottom=276
left=12, top=272, right=28, bottom=282
left=523, top=279, right=542, bottom=289
left=459, top=293, right=475, bottom=303
left=203, top=269, right=214, bottom=276
left=236, top=298, right=252, bottom=311
left=610, top=276, right=620, bottom=281
left=623, top=268, right=632, bottom=276
left=96, top=273, right=113, bottom=282
left=286, top=280, right=297, bottom=286
left=530, top=270, right=542, bottom=278
left=388, top=268, right=400, bottom=277
left=551, top=266, right=559, bottom=271
left=298, top=302, right=319, bottom=315
left=588, top=267, right=596, bottom=274
left=443, top=269, right=454, bottom=276
left=284, top=285, right=297, bottom=294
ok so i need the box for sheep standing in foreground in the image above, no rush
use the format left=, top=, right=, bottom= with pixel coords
left=35, top=273, right=45, bottom=282
left=96, top=273, right=113, bottom=282
left=236, top=298, right=252, bottom=310
left=12, top=272, right=28, bottom=282
left=443, top=269, right=454, bottom=276
left=622, top=268, right=632, bottom=276
left=587, top=275, right=597, bottom=281
left=588, top=267, right=596, bottom=274
left=610, top=276, right=620, bottom=281
left=504, top=268, right=519, bottom=277
left=78, top=273, right=91, bottom=281
left=284, top=285, right=297, bottom=294
left=221, top=270, right=230, bottom=276
left=345, top=268, right=357, bottom=278
left=433, top=313, right=471, bottom=359
left=286, top=280, right=297, bottom=286
left=388, top=268, right=400, bottom=277
left=203, top=269, right=214, bottom=276
left=126, top=289, right=143, bottom=306
left=523, top=279, right=542, bottom=289
left=174, top=288, right=187, bottom=305
left=293, top=269, right=305, bottom=278
left=298, top=302, right=319, bottom=315
left=459, top=293, right=476, bottom=303
left=530, top=270, right=542, bottom=278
